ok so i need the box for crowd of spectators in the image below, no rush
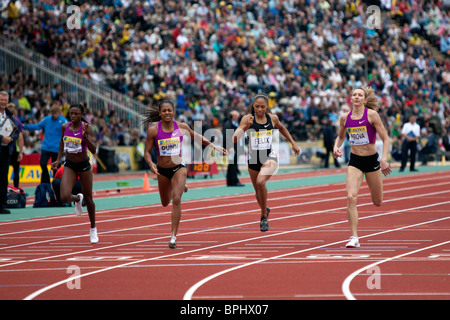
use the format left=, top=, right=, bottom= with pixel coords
left=1, top=0, right=450, bottom=163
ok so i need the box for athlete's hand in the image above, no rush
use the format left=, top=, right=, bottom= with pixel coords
left=244, top=115, right=254, bottom=131
left=149, top=162, right=159, bottom=176
left=82, top=122, right=89, bottom=138
left=51, top=161, right=59, bottom=171
left=380, top=159, right=392, bottom=176
left=333, top=146, right=342, bottom=158
left=214, top=144, right=228, bottom=156
left=292, top=143, right=301, bottom=156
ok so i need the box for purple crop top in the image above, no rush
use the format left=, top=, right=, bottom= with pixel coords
left=345, top=108, right=377, bottom=145
left=63, top=122, right=88, bottom=153
left=154, top=121, right=183, bottom=156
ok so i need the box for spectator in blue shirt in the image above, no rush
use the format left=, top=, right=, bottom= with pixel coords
left=23, top=104, right=67, bottom=183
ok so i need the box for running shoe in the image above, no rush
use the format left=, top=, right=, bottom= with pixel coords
left=90, top=227, right=99, bottom=244
left=346, top=236, right=360, bottom=248
left=75, top=193, right=84, bottom=216
left=169, top=235, right=177, bottom=249
left=260, top=207, right=270, bottom=232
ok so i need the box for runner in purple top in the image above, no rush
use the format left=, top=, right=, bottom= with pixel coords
left=52, top=103, right=98, bottom=244
left=333, top=87, right=392, bottom=248
left=143, top=100, right=227, bottom=249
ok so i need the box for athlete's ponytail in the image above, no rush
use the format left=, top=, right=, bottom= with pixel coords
left=363, top=87, right=380, bottom=111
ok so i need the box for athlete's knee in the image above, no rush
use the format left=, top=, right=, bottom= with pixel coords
left=60, top=193, right=71, bottom=203
left=84, top=195, right=95, bottom=207
left=347, top=193, right=357, bottom=207
left=256, top=178, right=266, bottom=190
left=372, top=196, right=382, bottom=207
left=172, top=195, right=182, bottom=206
left=161, top=200, right=170, bottom=207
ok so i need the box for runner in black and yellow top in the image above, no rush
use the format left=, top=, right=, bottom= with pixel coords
left=233, top=94, right=300, bottom=231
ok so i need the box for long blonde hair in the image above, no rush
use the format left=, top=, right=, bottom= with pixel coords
left=352, top=87, right=380, bottom=111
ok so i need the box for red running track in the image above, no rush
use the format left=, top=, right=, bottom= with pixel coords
left=0, top=169, right=449, bottom=300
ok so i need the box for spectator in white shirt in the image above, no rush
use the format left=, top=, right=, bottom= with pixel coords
left=400, top=113, right=421, bottom=172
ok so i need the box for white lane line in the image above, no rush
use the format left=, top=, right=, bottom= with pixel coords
left=24, top=200, right=450, bottom=300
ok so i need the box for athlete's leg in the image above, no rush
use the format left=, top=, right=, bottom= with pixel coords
left=158, top=174, right=172, bottom=207
left=79, top=169, right=95, bottom=228
left=169, top=167, right=187, bottom=237
left=346, top=166, right=364, bottom=238
left=365, top=169, right=383, bottom=207
left=256, top=160, right=277, bottom=218
left=60, top=167, right=79, bottom=203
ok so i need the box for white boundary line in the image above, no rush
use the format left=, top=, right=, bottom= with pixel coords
left=341, top=239, right=450, bottom=300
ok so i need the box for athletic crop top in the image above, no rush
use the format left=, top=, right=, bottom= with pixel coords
left=63, top=122, right=88, bottom=153
left=154, top=121, right=183, bottom=157
left=248, top=113, right=276, bottom=162
left=345, top=108, right=377, bottom=145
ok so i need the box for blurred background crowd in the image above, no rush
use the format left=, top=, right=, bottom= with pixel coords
left=1, top=0, right=449, bottom=161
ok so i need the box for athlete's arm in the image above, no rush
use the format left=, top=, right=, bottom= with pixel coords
left=51, top=123, right=68, bottom=171
left=178, top=122, right=228, bottom=155
left=368, top=109, right=392, bottom=176
left=333, top=112, right=348, bottom=158
left=232, top=114, right=253, bottom=144
left=271, top=114, right=300, bottom=156
left=144, top=124, right=159, bottom=175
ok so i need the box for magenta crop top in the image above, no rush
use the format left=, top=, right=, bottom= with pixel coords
left=345, top=108, right=377, bottom=145
left=154, top=121, right=183, bottom=156
left=63, top=122, right=88, bottom=153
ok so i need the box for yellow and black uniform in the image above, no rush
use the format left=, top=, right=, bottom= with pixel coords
left=248, top=113, right=277, bottom=171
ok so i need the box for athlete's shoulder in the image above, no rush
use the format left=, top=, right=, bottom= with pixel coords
left=268, top=112, right=279, bottom=121
left=147, top=122, right=159, bottom=137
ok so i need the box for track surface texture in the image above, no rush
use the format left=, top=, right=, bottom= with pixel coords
left=1, top=166, right=449, bottom=303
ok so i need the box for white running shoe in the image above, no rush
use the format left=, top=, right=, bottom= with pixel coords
left=75, top=193, right=84, bottom=216
left=90, top=227, right=99, bottom=244
left=346, top=236, right=360, bottom=248
left=169, top=235, right=177, bottom=249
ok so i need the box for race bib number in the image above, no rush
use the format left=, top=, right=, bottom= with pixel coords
left=64, top=136, right=83, bottom=153
left=158, top=137, right=181, bottom=156
left=250, top=130, right=272, bottom=150
left=348, top=126, right=370, bottom=145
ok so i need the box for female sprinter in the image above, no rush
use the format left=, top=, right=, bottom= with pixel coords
left=143, top=100, right=227, bottom=249
left=333, top=87, right=392, bottom=248
left=51, top=104, right=98, bottom=244
left=233, top=93, right=300, bottom=232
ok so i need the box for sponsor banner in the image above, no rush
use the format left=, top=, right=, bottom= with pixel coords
left=8, top=165, right=53, bottom=183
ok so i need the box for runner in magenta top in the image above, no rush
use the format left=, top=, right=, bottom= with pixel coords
left=143, top=100, right=227, bottom=249
left=333, top=87, right=392, bottom=249
left=52, top=103, right=98, bottom=244
left=345, top=107, right=377, bottom=146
